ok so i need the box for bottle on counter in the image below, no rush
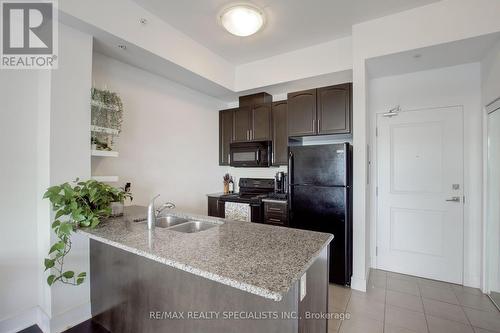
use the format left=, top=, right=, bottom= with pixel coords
left=228, top=177, right=234, bottom=194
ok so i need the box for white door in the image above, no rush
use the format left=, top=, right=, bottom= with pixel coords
left=377, top=106, right=464, bottom=284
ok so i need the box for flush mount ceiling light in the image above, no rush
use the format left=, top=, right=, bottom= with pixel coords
left=219, top=4, right=265, bottom=37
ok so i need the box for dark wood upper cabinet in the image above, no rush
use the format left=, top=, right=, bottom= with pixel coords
left=317, top=83, right=352, bottom=135
left=272, top=101, right=288, bottom=166
left=287, top=89, right=317, bottom=137
left=219, top=108, right=234, bottom=166
left=239, top=92, right=272, bottom=108
left=233, top=106, right=251, bottom=142
left=251, top=103, right=271, bottom=141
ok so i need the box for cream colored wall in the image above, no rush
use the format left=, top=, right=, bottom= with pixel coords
left=91, top=53, right=227, bottom=215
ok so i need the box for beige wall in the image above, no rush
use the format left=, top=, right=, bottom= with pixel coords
left=91, top=53, right=226, bottom=214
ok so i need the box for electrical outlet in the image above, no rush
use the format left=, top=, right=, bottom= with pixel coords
left=300, top=273, right=307, bottom=301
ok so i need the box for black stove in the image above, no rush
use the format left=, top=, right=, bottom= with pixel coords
left=220, top=178, right=275, bottom=205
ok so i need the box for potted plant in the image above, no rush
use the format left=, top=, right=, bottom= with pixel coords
left=43, top=179, right=132, bottom=286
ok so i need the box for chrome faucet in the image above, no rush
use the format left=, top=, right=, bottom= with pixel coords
left=147, top=195, right=176, bottom=229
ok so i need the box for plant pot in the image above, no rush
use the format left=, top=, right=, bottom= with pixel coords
left=110, top=201, right=124, bottom=217
left=223, top=183, right=229, bottom=194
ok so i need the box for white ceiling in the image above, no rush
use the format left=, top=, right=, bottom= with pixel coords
left=132, top=0, right=440, bottom=65
left=366, top=32, right=500, bottom=79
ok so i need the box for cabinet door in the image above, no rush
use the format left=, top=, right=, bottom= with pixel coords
left=251, top=103, right=271, bottom=141
left=317, top=83, right=351, bottom=135
left=272, top=101, right=288, bottom=165
left=233, top=106, right=251, bottom=142
left=219, top=109, right=234, bottom=165
left=287, top=89, right=317, bottom=137
left=208, top=197, right=219, bottom=217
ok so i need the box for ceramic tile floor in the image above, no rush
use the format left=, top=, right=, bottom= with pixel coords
left=328, top=269, right=500, bottom=333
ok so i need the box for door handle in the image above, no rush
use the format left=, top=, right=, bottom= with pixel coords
left=445, top=196, right=461, bottom=202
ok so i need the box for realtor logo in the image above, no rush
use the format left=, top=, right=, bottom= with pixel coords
left=1, top=0, right=58, bottom=69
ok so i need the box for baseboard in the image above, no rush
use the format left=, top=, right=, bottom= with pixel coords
left=350, top=275, right=367, bottom=292
left=0, top=306, right=38, bottom=333
left=50, top=301, right=91, bottom=333
left=463, top=273, right=481, bottom=289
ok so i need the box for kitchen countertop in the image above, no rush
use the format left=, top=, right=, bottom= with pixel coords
left=79, top=205, right=333, bottom=302
left=206, top=192, right=225, bottom=198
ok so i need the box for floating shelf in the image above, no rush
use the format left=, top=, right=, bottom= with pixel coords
left=91, top=150, right=119, bottom=157
left=91, top=100, right=120, bottom=111
left=91, top=125, right=119, bottom=135
left=91, top=176, right=119, bottom=182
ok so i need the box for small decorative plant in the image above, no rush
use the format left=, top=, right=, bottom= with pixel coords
left=43, top=179, right=132, bottom=286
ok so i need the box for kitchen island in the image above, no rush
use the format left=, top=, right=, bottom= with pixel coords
left=80, top=206, right=333, bottom=333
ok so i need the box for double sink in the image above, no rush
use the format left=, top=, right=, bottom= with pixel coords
left=153, top=215, right=220, bottom=233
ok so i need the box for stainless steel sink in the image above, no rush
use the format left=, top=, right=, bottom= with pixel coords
left=155, top=215, right=190, bottom=228
left=167, top=221, right=219, bottom=233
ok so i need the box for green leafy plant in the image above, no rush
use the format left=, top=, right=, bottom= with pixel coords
left=43, top=179, right=131, bottom=286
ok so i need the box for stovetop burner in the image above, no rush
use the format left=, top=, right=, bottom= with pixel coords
left=219, top=178, right=275, bottom=204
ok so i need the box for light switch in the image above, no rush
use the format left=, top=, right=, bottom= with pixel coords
left=300, top=273, right=307, bottom=301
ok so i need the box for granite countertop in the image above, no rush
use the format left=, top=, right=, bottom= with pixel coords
left=206, top=192, right=225, bottom=198
left=79, top=205, right=333, bottom=302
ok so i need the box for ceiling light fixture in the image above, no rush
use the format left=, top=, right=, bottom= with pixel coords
left=219, top=4, right=265, bottom=37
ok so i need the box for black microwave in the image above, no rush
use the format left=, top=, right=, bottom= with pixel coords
left=229, top=141, right=272, bottom=167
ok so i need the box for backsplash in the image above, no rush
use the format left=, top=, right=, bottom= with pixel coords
left=225, top=166, right=287, bottom=192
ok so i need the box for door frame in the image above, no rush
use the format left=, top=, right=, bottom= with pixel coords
left=373, top=105, right=466, bottom=283
left=483, top=97, right=500, bottom=293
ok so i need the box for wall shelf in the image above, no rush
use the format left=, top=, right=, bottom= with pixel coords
left=91, top=125, right=119, bottom=135
left=91, top=176, right=119, bottom=182
left=91, top=150, right=119, bottom=157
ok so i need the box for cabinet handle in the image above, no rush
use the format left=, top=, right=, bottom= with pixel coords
left=312, top=119, right=315, bottom=133
left=269, top=207, right=282, bottom=212
left=228, top=153, right=231, bottom=164
left=318, top=119, right=320, bottom=132
left=268, top=218, right=282, bottom=223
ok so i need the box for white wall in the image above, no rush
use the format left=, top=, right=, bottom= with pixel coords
left=482, top=40, right=500, bottom=106
left=0, top=71, right=41, bottom=332
left=0, top=24, right=93, bottom=333
left=91, top=53, right=226, bottom=214
left=351, top=0, right=500, bottom=291
left=368, top=63, right=483, bottom=287
left=59, top=0, right=235, bottom=91
left=481, top=38, right=500, bottom=292
left=235, top=37, right=352, bottom=92
left=46, top=24, right=93, bottom=332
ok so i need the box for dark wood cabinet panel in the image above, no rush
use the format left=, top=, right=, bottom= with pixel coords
left=251, top=103, right=271, bottom=141
left=239, top=92, right=272, bottom=108
left=219, top=109, right=234, bottom=166
left=287, top=89, right=317, bottom=137
left=272, top=101, right=288, bottom=166
left=208, top=197, right=225, bottom=218
left=233, top=106, right=251, bottom=142
left=317, top=83, right=351, bottom=135
left=264, top=201, right=288, bottom=226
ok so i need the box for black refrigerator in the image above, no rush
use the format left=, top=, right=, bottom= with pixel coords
left=288, top=143, right=353, bottom=285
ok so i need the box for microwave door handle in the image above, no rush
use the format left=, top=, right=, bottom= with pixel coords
left=256, top=149, right=261, bottom=164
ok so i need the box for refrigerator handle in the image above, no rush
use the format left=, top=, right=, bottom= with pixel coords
left=288, top=151, right=293, bottom=222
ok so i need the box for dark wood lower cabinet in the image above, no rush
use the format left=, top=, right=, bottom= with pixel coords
left=208, top=196, right=225, bottom=218
left=264, top=200, right=288, bottom=226
left=90, top=240, right=329, bottom=333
